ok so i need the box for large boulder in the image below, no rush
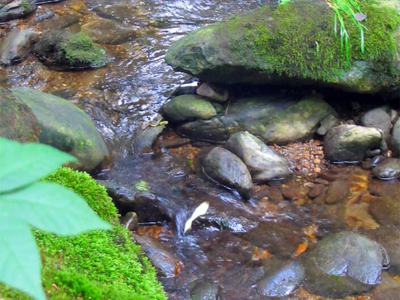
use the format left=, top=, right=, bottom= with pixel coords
left=324, top=125, right=382, bottom=162
left=11, top=87, right=109, bottom=172
left=0, top=87, right=39, bottom=142
left=0, top=0, right=36, bottom=23
left=302, top=231, right=389, bottom=298
left=226, top=131, right=292, bottom=182
left=203, top=147, right=253, bottom=198
left=177, top=95, right=334, bottom=144
left=165, top=0, right=400, bottom=94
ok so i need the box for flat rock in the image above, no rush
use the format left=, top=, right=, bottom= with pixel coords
left=372, top=158, right=400, bottom=180
left=203, top=147, right=253, bottom=198
left=131, top=125, right=165, bottom=154
left=325, top=180, right=350, bottom=204
left=196, top=82, right=229, bottom=103
left=226, top=131, right=292, bottom=182
left=324, top=125, right=382, bottom=163
left=11, top=87, right=109, bottom=172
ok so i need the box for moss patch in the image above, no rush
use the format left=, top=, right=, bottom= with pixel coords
left=0, top=168, right=166, bottom=300
left=245, top=0, right=399, bottom=80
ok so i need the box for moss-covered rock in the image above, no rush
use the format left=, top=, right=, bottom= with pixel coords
left=33, top=30, right=108, bottom=69
left=11, top=87, right=109, bottom=172
left=0, top=86, right=39, bottom=142
left=166, top=0, right=400, bottom=94
left=0, top=167, right=167, bottom=300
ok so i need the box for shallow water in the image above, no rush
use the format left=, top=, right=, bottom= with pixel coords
left=1, top=0, right=400, bottom=299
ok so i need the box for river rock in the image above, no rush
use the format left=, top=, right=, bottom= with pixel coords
left=317, top=114, right=339, bottom=136
left=302, top=231, right=389, bottom=298
left=121, top=211, right=139, bottom=231
left=361, top=108, right=391, bottom=151
left=33, top=29, right=108, bottom=69
left=257, top=260, right=305, bottom=297
left=190, top=280, right=221, bottom=300
left=39, top=13, right=80, bottom=32
left=196, top=82, right=229, bottom=103
left=132, top=234, right=182, bottom=277
left=0, top=87, right=39, bottom=142
left=165, top=0, right=400, bottom=94
left=132, top=125, right=165, bottom=154
left=324, top=125, right=382, bottom=162
left=0, top=28, right=39, bottom=65
left=0, top=0, right=36, bottom=23
left=369, top=197, right=400, bottom=227
left=226, top=131, right=292, bottom=182
left=203, top=147, right=253, bottom=198
left=11, top=87, right=109, bottom=172
left=81, top=18, right=137, bottom=45
left=390, top=118, right=400, bottom=157
left=162, top=95, right=217, bottom=122
left=372, top=158, right=400, bottom=180
left=370, top=272, right=400, bottom=300
left=325, top=180, right=350, bottom=204
left=178, top=95, right=334, bottom=144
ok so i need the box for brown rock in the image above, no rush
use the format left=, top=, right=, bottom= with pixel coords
left=325, top=180, right=350, bottom=204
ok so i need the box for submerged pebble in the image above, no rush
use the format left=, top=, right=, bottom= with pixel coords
left=372, top=158, right=400, bottom=180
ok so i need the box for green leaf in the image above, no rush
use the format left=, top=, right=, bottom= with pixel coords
left=0, top=182, right=111, bottom=236
left=0, top=138, right=77, bottom=193
left=0, top=214, right=46, bottom=300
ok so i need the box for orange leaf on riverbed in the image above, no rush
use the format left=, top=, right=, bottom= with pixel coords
left=294, top=243, right=308, bottom=256
left=252, top=247, right=271, bottom=260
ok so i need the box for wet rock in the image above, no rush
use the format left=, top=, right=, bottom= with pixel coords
left=133, top=192, right=171, bottom=223
left=165, top=0, right=400, bottom=94
left=317, top=114, right=339, bottom=136
left=11, top=87, right=109, bottom=172
left=33, top=30, right=108, bottom=69
left=252, top=185, right=284, bottom=202
left=0, top=28, right=39, bottom=65
left=196, top=82, right=229, bottom=103
left=361, top=108, right=391, bottom=151
left=0, top=87, right=39, bottom=142
left=121, top=211, right=139, bottom=231
left=324, top=125, right=382, bottom=163
left=178, top=95, right=334, bottom=144
left=190, top=280, right=221, bottom=300
left=162, top=95, right=217, bottom=122
left=282, top=184, right=309, bottom=201
left=156, top=137, right=191, bottom=149
left=390, top=118, right=400, bottom=156
left=0, top=0, right=36, bottom=23
left=81, top=18, right=137, bottom=45
left=369, top=197, right=400, bottom=227
left=86, top=1, right=139, bottom=23
left=36, top=0, right=66, bottom=4
left=365, top=227, right=400, bottom=276
left=203, top=147, right=253, bottom=198
left=308, top=184, right=326, bottom=199
left=362, top=155, right=385, bottom=170
left=257, top=260, right=305, bottom=298
left=372, top=158, right=400, bottom=180
left=132, top=125, right=165, bottom=154
left=302, top=231, right=389, bottom=298
left=39, top=13, right=80, bottom=32
left=132, top=234, right=182, bottom=277
left=370, top=272, right=400, bottom=300
left=226, top=131, right=292, bottom=182
left=325, top=180, right=350, bottom=204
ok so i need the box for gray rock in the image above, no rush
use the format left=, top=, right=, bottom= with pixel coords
left=370, top=272, right=400, bottom=300
left=257, top=261, right=305, bottom=297
left=39, top=13, right=80, bottom=32
left=390, top=118, right=400, bottom=157
left=81, top=18, right=137, bottom=45
left=190, top=280, right=221, bottom=300
left=226, top=131, right=292, bottom=182
left=369, top=197, right=400, bottom=227
left=203, top=147, right=253, bottom=198
left=11, top=87, right=109, bottom=172
left=132, top=125, right=165, bottom=154
left=302, top=231, right=389, bottom=298
left=162, top=95, right=217, bottom=122
left=0, top=0, right=36, bottom=23
left=372, top=158, right=400, bottom=180
left=121, top=211, right=139, bottom=231
left=196, top=82, right=229, bottom=103
left=361, top=108, right=391, bottom=151
left=324, top=125, right=382, bottom=162
left=0, top=28, right=39, bottom=65
left=317, top=114, right=339, bottom=136
left=325, top=180, right=350, bottom=204
left=178, top=95, right=334, bottom=144
left=0, top=87, right=39, bottom=142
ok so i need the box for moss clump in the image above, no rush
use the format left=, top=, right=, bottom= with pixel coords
left=0, top=168, right=166, bottom=300
left=239, top=0, right=399, bottom=80
left=60, top=33, right=108, bottom=68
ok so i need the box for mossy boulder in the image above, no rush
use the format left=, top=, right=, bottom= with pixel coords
left=0, top=86, right=39, bottom=142
left=11, top=87, right=109, bottom=172
left=165, top=0, right=400, bottom=94
left=0, top=167, right=167, bottom=299
left=33, top=30, right=108, bottom=69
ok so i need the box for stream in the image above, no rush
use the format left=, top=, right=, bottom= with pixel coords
left=1, top=0, right=399, bottom=299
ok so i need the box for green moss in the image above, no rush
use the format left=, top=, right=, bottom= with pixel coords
left=60, top=33, right=108, bottom=68
left=0, top=168, right=166, bottom=300
left=237, top=0, right=399, bottom=80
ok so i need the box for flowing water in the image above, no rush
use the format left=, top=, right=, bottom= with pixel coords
left=1, top=0, right=399, bottom=299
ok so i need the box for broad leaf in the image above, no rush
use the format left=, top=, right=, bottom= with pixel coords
left=0, top=182, right=111, bottom=236
left=0, top=214, right=46, bottom=300
left=0, top=138, right=76, bottom=193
